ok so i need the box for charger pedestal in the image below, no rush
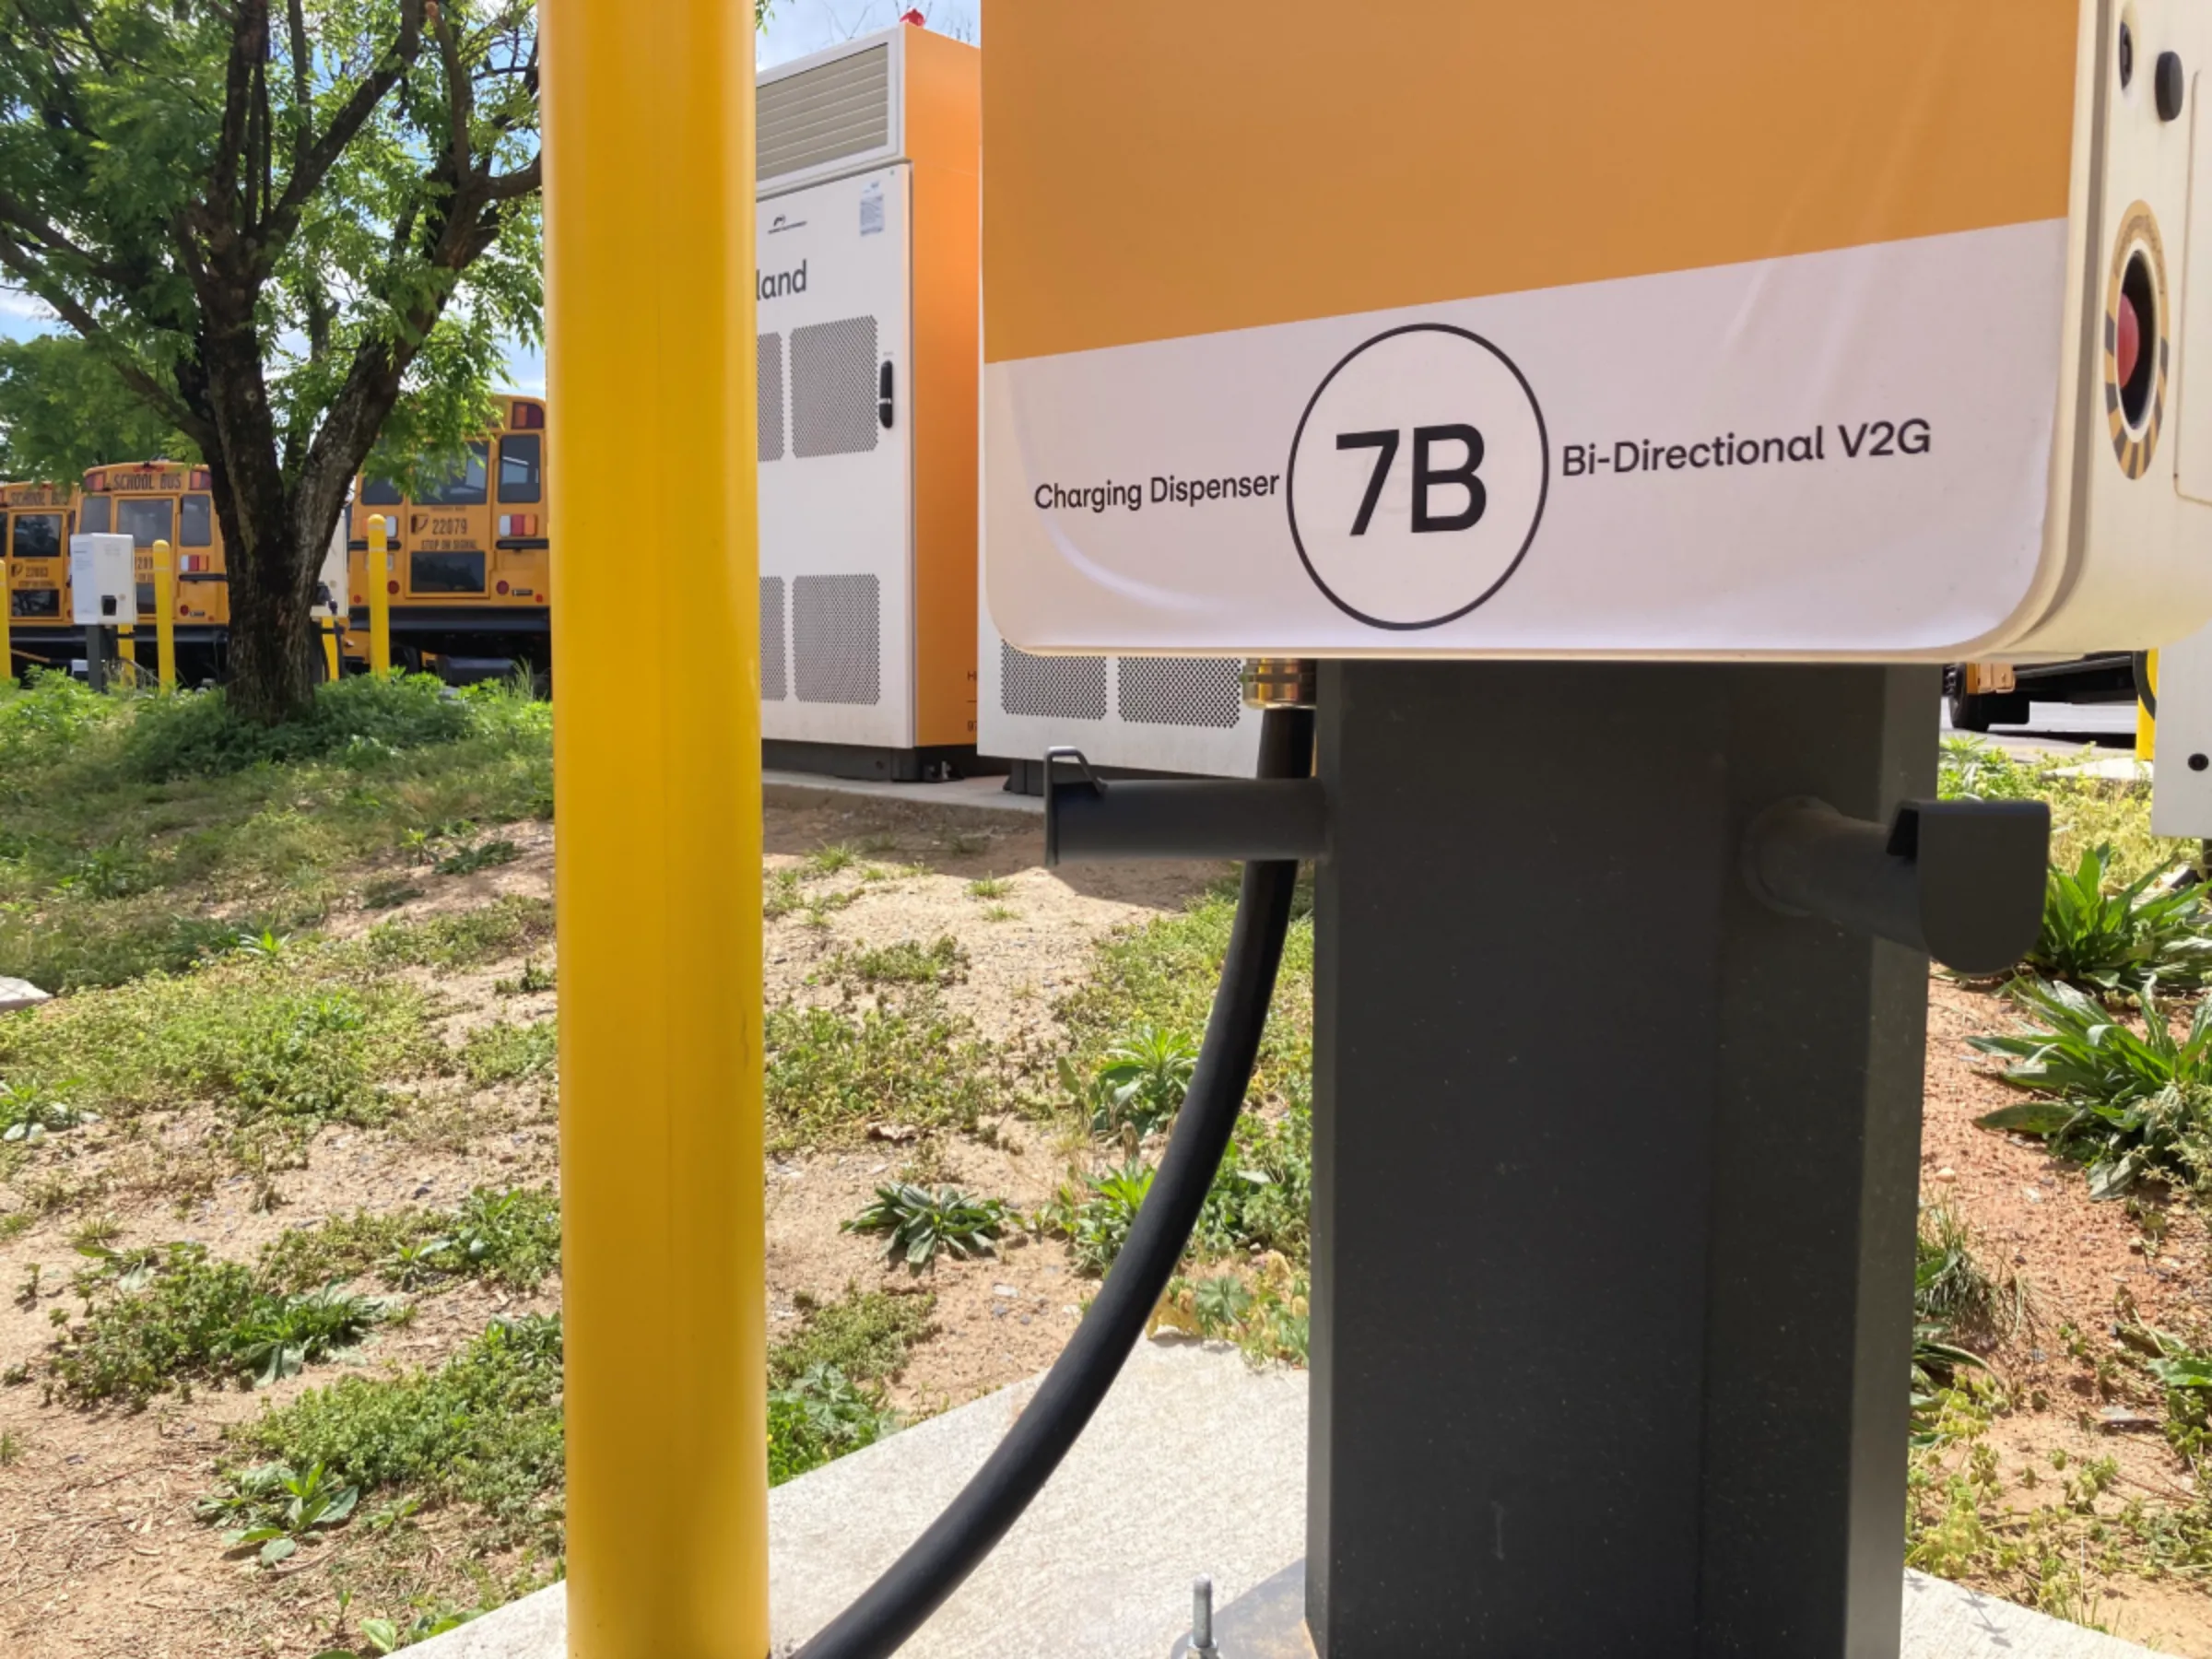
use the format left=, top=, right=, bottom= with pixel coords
left=1307, top=662, right=1934, bottom=1658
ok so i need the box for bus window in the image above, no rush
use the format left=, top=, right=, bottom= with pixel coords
left=181, top=494, right=212, bottom=547
left=79, top=495, right=110, bottom=534
left=498, top=434, right=542, bottom=502
left=11, top=512, right=61, bottom=560
left=10, top=588, right=59, bottom=618
left=117, top=499, right=173, bottom=547
left=418, top=442, right=489, bottom=506
left=360, top=476, right=404, bottom=506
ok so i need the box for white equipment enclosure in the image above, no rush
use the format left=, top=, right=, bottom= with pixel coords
left=755, top=26, right=980, bottom=781
left=982, top=0, right=2212, bottom=662
left=66, top=533, right=132, bottom=627
left=979, top=619, right=1263, bottom=782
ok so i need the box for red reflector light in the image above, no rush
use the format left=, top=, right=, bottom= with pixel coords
left=535, top=593, right=547, bottom=605
left=177, top=603, right=188, bottom=617
left=387, top=580, right=399, bottom=594
left=496, top=580, right=511, bottom=595
left=351, top=593, right=362, bottom=605
left=2118, top=292, right=2143, bottom=392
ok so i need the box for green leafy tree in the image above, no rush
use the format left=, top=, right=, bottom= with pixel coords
left=0, top=0, right=542, bottom=721
left=0, top=333, right=193, bottom=481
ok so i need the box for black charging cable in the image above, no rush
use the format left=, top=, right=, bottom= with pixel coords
left=791, top=704, right=1314, bottom=1659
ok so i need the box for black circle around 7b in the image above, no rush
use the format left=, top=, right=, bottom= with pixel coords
left=1285, top=323, right=1549, bottom=632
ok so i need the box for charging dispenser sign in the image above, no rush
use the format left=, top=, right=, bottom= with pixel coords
left=988, top=224, right=2066, bottom=655
left=982, top=0, right=2212, bottom=663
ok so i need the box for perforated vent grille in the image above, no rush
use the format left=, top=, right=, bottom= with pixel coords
left=759, top=577, right=787, bottom=701
left=759, top=45, right=891, bottom=183
left=1000, top=642, right=1107, bottom=722
left=758, top=335, right=784, bottom=463
left=1116, top=658, right=1243, bottom=728
left=794, top=574, right=880, bottom=705
left=791, top=317, right=879, bottom=458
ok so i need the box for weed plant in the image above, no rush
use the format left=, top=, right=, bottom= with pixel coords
left=1972, top=978, right=2212, bottom=1195
left=845, top=1184, right=1009, bottom=1269
left=2028, top=846, right=2212, bottom=995
left=1077, top=1024, right=1196, bottom=1137
left=1940, top=735, right=2190, bottom=886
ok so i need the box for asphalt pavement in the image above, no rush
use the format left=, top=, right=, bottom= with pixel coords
left=1942, top=699, right=2142, bottom=760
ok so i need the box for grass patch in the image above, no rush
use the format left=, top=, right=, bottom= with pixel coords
left=769, top=1285, right=935, bottom=1389
left=965, top=876, right=1012, bottom=900
left=0, top=673, right=550, bottom=991
left=261, top=1187, right=560, bottom=1294
left=765, top=994, right=1009, bottom=1151
left=53, top=1243, right=390, bottom=1407
left=231, top=1314, right=565, bottom=1540
left=0, top=951, right=444, bottom=1130
left=819, top=935, right=967, bottom=991
left=360, top=896, right=555, bottom=971
left=1059, top=880, right=1313, bottom=1114
left=461, top=1018, right=558, bottom=1087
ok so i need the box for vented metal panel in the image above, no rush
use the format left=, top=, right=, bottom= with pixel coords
left=1001, top=641, right=1107, bottom=722
left=1116, top=658, right=1243, bottom=728
left=760, top=577, right=787, bottom=701
left=759, top=334, right=784, bottom=463
left=791, top=316, right=880, bottom=458
left=759, top=46, right=892, bottom=183
left=794, top=574, right=881, bottom=705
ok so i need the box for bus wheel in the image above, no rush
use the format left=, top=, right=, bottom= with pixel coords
left=1948, top=690, right=2029, bottom=733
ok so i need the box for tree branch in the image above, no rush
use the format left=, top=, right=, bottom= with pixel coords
left=0, top=240, right=204, bottom=443
left=260, top=0, right=426, bottom=258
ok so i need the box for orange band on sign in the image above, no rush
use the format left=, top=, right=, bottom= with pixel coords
left=981, top=0, right=2081, bottom=361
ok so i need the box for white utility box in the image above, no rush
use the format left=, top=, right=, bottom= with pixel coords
left=66, top=533, right=133, bottom=627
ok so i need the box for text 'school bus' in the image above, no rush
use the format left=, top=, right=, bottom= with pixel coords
left=80, top=461, right=229, bottom=681
left=349, top=395, right=550, bottom=684
left=1, top=482, right=78, bottom=673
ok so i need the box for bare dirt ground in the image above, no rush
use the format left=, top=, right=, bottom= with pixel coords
left=0, top=787, right=1220, bottom=1659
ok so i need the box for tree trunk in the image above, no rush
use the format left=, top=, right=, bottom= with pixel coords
left=223, top=540, right=316, bottom=723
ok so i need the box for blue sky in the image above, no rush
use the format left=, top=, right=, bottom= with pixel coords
left=0, top=3, right=982, bottom=395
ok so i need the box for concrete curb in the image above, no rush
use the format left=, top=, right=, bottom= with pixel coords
left=414, top=1336, right=2164, bottom=1658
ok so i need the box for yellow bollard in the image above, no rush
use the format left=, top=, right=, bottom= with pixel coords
left=153, top=539, right=177, bottom=691
left=543, top=1, right=767, bottom=1655
left=320, top=617, right=340, bottom=683
left=367, top=514, right=392, bottom=677
left=2139, top=650, right=2159, bottom=762
left=0, top=554, right=11, bottom=688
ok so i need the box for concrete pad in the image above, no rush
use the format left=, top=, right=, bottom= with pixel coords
left=763, top=769, right=1042, bottom=818
left=416, top=1337, right=2162, bottom=1659
left=0, top=976, right=50, bottom=1014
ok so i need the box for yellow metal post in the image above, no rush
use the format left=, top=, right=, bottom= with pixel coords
left=116, top=620, right=134, bottom=687
left=0, top=555, right=11, bottom=688
left=153, top=539, right=177, bottom=690
left=2139, top=650, right=2159, bottom=762
left=367, top=514, right=392, bottom=677
left=544, top=1, right=767, bottom=1656
left=320, top=618, right=340, bottom=683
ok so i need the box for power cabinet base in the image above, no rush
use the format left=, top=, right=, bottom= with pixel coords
left=763, top=739, right=994, bottom=784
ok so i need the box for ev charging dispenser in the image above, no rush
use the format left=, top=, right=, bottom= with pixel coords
left=977, top=3, right=2194, bottom=1655
left=754, top=27, right=981, bottom=782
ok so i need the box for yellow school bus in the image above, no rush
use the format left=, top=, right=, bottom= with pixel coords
left=1, top=482, right=77, bottom=672
left=78, top=461, right=229, bottom=680
left=349, top=394, right=551, bottom=681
